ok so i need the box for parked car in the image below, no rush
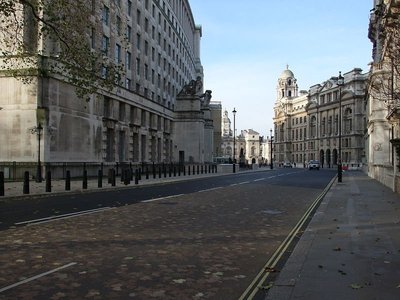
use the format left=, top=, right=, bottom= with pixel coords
left=308, top=160, right=320, bottom=170
left=283, top=162, right=292, bottom=168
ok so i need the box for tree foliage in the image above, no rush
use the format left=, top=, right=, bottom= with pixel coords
left=0, top=0, right=124, bottom=100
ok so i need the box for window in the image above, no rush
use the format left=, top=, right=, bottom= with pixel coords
left=136, top=58, right=140, bottom=76
left=310, top=116, right=317, bottom=137
left=127, top=0, right=132, bottom=16
left=141, top=110, right=146, bottom=126
left=115, top=43, right=121, bottom=64
left=144, top=64, right=148, bottom=80
left=126, top=25, right=132, bottom=42
left=125, top=78, right=131, bottom=90
left=125, top=51, right=131, bottom=71
left=119, top=102, right=125, bottom=121
left=136, top=33, right=141, bottom=50
left=101, top=35, right=109, bottom=55
left=102, top=5, right=110, bottom=25
left=137, top=9, right=141, bottom=25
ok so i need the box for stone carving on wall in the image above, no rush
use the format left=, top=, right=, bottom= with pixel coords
left=178, top=76, right=203, bottom=97
left=200, top=90, right=212, bottom=106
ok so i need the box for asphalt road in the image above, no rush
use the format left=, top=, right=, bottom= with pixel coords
left=0, top=168, right=336, bottom=299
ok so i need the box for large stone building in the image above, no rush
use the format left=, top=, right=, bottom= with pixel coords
left=220, top=110, right=270, bottom=165
left=0, top=0, right=213, bottom=177
left=367, top=0, right=400, bottom=190
left=273, top=67, right=368, bottom=168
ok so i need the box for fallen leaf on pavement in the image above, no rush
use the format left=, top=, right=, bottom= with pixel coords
left=173, top=279, right=186, bottom=284
left=350, top=283, right=363, bottom=289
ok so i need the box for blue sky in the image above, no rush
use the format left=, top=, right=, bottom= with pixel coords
left=189, top=0, right=373, bottom=137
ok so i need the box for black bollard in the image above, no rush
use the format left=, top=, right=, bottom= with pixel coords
left=121, top=168, right=125, bottom=182
left=66, top=170, right=71, bottom=190
left=124, top=169, right=129, bottom=185
left=158, top=166, right=162, bottom=178
left=98, top=169, right=103, bottom=188
left=23, top=171, right=29, bottom=194
left=197, top=165, right=200, bottom=174
left=46, top=171, right=51, bottom=192
left=135, top=169, right=139, bottom=185
left=173, top=166, right=176, bottom=177
left=146, top=166, right=149, bottom=179
left=107, top=169, right=112, bottom=184
left=0, top=171, right=4, bottom=196
left=188, top=165, right=191, bottom=176
left=163, top=165, right=167, bottom=178
left=112, top=169, right=116, bottom=186
left=183, top=166, right=186, bottom=176
left=83, top=170, right=88, bottom=189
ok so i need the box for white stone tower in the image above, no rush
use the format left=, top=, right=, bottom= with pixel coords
left=277, top=65, right=298, bottom=100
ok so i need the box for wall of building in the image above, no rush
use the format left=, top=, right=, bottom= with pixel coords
left=273, top=68, right=368, bottom=168
left=0, top=0, right=214, bottom=168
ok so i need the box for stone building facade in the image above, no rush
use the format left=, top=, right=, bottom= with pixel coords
left=220, top=110, right=269, bottom=165
left=367, top=0, right=400, bottom=191
left=0, top=0, right=213, bottom=176
left=273, top=67, right=368, bottom=168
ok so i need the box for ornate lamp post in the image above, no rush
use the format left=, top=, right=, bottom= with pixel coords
left=31, top=123, right=43, bottom=182
left=337, top=71, right=344, bottom=182
left=270, top=128, right=273, bottom=169
left=232, top=108, right=237, bottom=173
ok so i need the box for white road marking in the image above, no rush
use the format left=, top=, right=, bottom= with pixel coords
left=15, top=207, right=112, bottom=226
left=198, top=187, right=223, bottom=193
left=254, top=178, right=266, bottom=182
left=141, top=194, right=185, bottom=203
left=238, top=181, right=250, bottom=185
left=0, top=262, right=77, bottom=293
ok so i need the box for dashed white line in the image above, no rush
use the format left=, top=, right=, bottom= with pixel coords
left=254, top=178, right=266, bottom=182
left=141, top=194, right=185, bottom=203
left=0, top=262, right=77, bottom=293
left=198, top=187, right=223, bottom=193
left=238, top=181, right=250, bottom=185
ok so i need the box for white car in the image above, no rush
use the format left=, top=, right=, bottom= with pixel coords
left=308, top=160, right=320, bottom=170
left=283, top=162, right=292, bottom=168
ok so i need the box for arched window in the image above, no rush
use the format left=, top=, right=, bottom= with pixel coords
left=328, top=116, right=333, bottom=135
left=344, top=108, right=353, bottom=133
left=310, top=116, right=317, bottom=137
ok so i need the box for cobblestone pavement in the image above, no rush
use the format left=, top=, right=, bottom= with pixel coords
left=0, top=174, right=317, bottom=299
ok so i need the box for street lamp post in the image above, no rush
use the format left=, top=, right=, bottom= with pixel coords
left=31, top=123, right=43, bottom=182
left=337, top=71, right=344, bottom=182
left=270, top=128, right=273, bottom=170
left=232, top=108, right=237, bottom=173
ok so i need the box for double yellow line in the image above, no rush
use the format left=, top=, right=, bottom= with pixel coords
left=239, top=176, right=336, bottom=300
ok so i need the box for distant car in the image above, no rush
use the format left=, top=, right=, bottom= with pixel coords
left=308, top=160, right=320, bottom=170
left=283, top=162, right=292, bottom=168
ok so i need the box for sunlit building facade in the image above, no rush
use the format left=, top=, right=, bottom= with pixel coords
left=0, top=0, right=212, bottom=177
left=273, top=67, right=368, bottom=168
